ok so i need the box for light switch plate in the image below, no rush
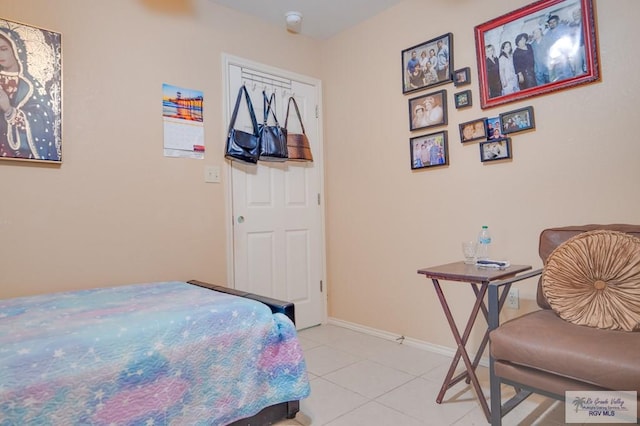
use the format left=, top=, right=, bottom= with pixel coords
left=205, top=165, right=221, bottom=183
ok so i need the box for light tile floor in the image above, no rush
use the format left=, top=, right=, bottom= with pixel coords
left=273, top=324, right=612, bottom=426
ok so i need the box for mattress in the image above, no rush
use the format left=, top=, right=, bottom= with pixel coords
left=0, top=281, right=310, bottom=425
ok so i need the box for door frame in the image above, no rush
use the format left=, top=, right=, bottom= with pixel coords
left=221, top=53, right=327, bottom=324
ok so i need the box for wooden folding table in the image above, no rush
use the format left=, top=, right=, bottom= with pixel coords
left=417, top=261, right=532, bottom=421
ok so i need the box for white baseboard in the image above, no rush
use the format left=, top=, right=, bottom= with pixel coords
left=326, top=316, right=489, bottom=368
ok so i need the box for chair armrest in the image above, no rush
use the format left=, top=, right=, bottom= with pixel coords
left=487, top=268, right=543, bottom=331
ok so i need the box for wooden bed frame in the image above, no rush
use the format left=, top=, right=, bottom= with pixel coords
left=187, top=280, right=301, bottom=425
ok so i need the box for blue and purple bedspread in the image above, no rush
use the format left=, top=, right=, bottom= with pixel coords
left=0, top=281, right=310, bottom=425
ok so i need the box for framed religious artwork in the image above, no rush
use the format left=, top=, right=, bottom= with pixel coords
left=402, top=33, right=453, bottom=94
left=474, top=0, right=599, bottom=109
left=408, top=89, right=448, bottom=131
left=480, top=138, right=512, bottom=162
left=499, top=106, right=536, bottom=134
left=0, top=18, right=62, bottom=162
left=410, top=130, right=448, bottom=170
left=454, top=90, right=472, bottom=109
left=459, top=118, right=488, bottom=143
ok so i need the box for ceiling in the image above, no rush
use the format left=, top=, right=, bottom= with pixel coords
left=207, top=0, right=405, bottom=40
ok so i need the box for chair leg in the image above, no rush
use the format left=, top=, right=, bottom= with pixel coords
left=489, top=356, right=502, bottom=426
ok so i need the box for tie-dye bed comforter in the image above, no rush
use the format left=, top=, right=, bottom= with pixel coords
left=0, top=282, right=310, bottom=425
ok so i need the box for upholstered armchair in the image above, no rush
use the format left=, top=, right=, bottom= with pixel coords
left=488, top=224, right=640, bottom=425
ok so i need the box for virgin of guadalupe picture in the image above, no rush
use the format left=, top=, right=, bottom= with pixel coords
left=0, top=19, right=62, bottom=162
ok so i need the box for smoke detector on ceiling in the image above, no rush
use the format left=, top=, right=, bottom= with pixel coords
left=285, top=11, right=303, bottom=34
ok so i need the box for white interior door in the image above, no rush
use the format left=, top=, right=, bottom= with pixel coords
left=224, top=56, right=325, bottom=330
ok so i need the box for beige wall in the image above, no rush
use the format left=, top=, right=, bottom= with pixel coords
left=0, top=0, right=321, bottom=297
left=2, top=0, right=639, bottom=352
left=319, top=0, right=640, bottom=349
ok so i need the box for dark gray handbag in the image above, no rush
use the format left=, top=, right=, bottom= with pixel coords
left=258, top=91, right=288, bottom=162
left=225, top=85, right=260, bottom=164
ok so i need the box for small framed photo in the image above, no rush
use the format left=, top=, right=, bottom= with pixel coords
left=499, top=106, right=535, bottom=134
left=486, top=116, right=504, bottom=140
left=454, top=90, right=472, bottom=109
left=459, top=118, right=488, bottom=143
left=408, top=89, right=448, bottom=131
left=480, top=138, right=512, bottom=162
left=410, top=131, right=449, bottom=170
left=402, top=33, right=453, bottom=94
left=453, top=67, right=471, bottom=87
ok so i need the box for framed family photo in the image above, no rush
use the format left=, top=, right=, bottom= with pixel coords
left=0, top=18, right=62, bottom=163
left=408, top=89, right=447, bottom=131
left=410, top=130, right=448, bottom=170
left=486, top=116, right=504, bottom=140
left=453, top=67, right=471, bottom=87
left=480, top=138, right=512, bottom=162
left=499, top=106, right=535, bottom=134
left=474, top=0, right=599, bottom=109
left=459, top=118, right=487, bottom=143
left=454, top=90, right=472, bottom=109
left=402, top=33, right=453, bottom=94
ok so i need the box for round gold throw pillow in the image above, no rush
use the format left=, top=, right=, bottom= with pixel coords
left=541, top=230, right=640, bottom=331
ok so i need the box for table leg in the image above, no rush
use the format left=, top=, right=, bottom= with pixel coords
left=468, top=282, right=513, bottom=381
left=432, top=279, right=491, bottom=421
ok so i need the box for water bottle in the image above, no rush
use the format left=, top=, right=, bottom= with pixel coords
left=477, top=225, right=492, bottom=260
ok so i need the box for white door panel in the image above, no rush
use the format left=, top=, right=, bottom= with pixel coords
left=225, top=57, right=324, bottom=329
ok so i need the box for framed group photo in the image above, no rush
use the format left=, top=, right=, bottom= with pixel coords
left=459, top=118, right=487, bottom=143
left=480, top=138, right=512, bottom=162
left=408, top=89, right=447, bottom=131
left=0, top=19, right=62, bottom=163
left=474, top=0, right=599, bottom=109
left=410, top=130, right=449, bottom=170
left=402, top=33, right=453, bottom=94
left=486, top=116, right=504, bottom=140
left=499, top=106, right=535, bottom=134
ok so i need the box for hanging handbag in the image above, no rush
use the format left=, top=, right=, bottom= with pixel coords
left=225, top=85, right=260, bottom=164
left=258, top=91, right=288, bottom=162
left=284, top=96, right=313, bottom=162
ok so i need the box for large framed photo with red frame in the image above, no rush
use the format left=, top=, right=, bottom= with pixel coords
left=474, top=0, right=599, bottom=109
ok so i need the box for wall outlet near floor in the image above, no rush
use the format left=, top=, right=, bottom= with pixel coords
left=506, top=288, right=519, bottom=309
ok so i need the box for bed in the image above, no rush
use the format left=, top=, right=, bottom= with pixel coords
left=0, top=280, right=310, bottom=425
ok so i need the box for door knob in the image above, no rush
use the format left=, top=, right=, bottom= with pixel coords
left=237, top=216, right=245, bottom=223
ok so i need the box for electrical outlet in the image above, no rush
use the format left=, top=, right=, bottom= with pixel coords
left=506, top=288, right=519, bottom=309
